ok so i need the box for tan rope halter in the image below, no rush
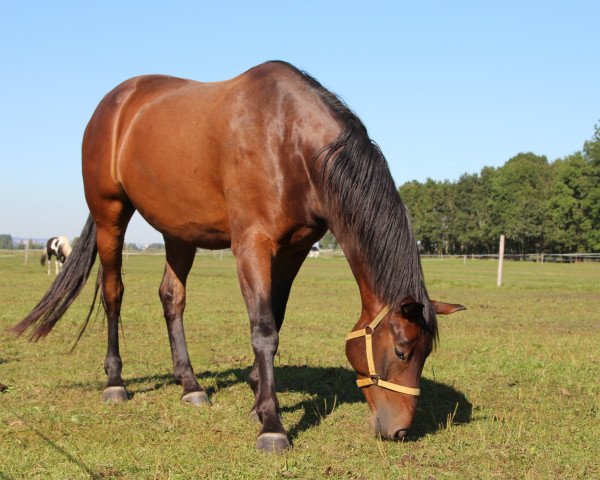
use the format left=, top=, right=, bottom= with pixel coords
left=346, top=306, right=420, bottom=396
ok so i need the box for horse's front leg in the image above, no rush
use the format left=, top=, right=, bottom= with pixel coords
left=235, top=235, right=290, bottom=452
left=248, top=248, right=310, bottom=424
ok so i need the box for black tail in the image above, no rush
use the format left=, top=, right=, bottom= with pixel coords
left=40, top=252, right=47, bottom=266
left=13, top=215, right=98, bottom=340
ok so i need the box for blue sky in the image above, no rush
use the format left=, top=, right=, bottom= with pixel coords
left=1, top=1, right=598, bottom=243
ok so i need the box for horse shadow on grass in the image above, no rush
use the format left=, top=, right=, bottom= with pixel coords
left=124, top=365, right=472, bottom=442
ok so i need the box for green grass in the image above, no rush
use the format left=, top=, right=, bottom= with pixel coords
left=1, top=253, right=599, bottom=479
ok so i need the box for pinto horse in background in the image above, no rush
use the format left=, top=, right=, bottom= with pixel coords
left=14, top=61, right=465, bottom=452
left=40, top=236, right=72, bottom=275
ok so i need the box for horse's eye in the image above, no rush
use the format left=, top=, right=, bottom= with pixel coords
left=394, top=347, right=405, bottom=360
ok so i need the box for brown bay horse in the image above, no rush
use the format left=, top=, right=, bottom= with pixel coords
left=14, top=61, right=464, bottom=452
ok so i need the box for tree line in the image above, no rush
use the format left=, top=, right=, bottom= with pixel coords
left=0, top=236, right=45, bottom=250
left=398, top=123, right=600, bottom=254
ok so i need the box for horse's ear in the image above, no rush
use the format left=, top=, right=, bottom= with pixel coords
left=431, top=300, right=466, bottom=315
left=400, top=302, right=424, bottom=318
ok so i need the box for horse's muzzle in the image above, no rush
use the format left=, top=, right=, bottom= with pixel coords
left=370, top=414, right=411, bottom=441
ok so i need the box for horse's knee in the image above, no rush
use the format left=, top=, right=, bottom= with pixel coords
left=251, top=315, right=278, bottom=355
left=159, top=276, right=185, bottom=319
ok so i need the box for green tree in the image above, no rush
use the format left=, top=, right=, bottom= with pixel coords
left=0, top=234, right=13, bottom=249
left=582, top=123, right=600, bottom=250
left=583, top=122, right=600, bottom=167
left=398, top=123, right=600, bottom=254
left=490, top=153, right=551, bottom=253
left=546, top=124, right=600, bottom=252
left=453, top=172, right=496, bottom=253
left=400, top=180, right=436, bottom=253
left=547, top=153, right=590, bottom=251
left=400, top=179, right=458, bottom=254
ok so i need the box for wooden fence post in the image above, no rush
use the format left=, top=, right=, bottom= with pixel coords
left=24, top=240, right=30, bottom=265
left=497, top=235, right=505, bottom=287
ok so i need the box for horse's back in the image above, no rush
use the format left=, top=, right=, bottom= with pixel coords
left=83, top=64, right=334, bottom=249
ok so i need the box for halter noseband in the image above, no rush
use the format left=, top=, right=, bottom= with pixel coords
left=346, top=306, right=420, bottom=396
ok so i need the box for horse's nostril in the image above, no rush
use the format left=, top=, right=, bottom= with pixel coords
left=394, top=429, right=408, bottom=440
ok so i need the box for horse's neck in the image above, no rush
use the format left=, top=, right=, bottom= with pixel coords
left=328, top=224, right=385, bottom=326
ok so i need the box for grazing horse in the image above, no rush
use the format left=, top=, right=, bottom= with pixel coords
left=40, top=236, right=72, bottom=275
left=14, top=61, right=465, bottom=452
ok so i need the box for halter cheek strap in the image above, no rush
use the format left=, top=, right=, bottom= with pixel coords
left=346, top=306, right=420, bottom=397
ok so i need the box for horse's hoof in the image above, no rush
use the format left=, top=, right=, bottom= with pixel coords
left=102, top=386, right=128, bottom=403
left=256, top=433, right=291, bottom=453
left=181, top=391, right=210, bottom=406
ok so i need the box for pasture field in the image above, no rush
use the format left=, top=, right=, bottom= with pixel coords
left=0, top=253, right=598, bottom=479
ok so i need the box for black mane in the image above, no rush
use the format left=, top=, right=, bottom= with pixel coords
left=267, top=61, right=437, bottom=340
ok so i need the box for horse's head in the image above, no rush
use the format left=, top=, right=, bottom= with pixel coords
left=346, top=299, right=465, bottom=440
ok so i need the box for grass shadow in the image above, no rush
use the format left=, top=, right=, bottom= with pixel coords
left=124, top=365, right=471, bottom=441
left=63, top=364, right=472, bottom=442
left=408, top=378, right=472, bottom=441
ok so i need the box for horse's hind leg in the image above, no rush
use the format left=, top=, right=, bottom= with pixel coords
left=159, top=238, right=208, bottom=406
left=94, top=199, right=134, bottom=403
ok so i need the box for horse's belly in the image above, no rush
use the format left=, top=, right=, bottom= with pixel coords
left=138, top=208, right=231, bottom=249
left=119, top=156, right=231, bottom=248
